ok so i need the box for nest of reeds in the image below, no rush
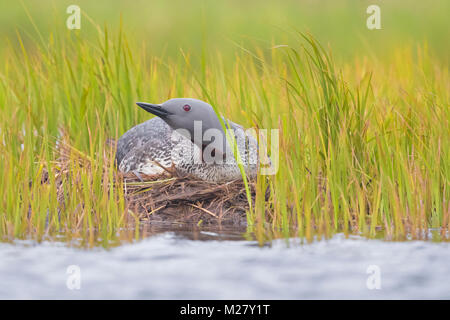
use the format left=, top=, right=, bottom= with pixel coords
left=122, top=171, right=255, bottom=226
left=41, top=136, right=258, bottom=227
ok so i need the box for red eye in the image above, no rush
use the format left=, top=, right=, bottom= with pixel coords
left=183, top=104, right=191, bottom=112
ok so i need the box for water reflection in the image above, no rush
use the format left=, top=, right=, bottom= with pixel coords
left=138, top=222, right=249, bottom=241
left=5, top=221, right=448, bottom=249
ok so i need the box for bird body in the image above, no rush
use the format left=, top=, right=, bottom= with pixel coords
left=116, top=99, right=258, bottom=182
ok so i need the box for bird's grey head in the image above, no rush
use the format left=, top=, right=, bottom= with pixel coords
left=136, top=98, right=230, bottom=158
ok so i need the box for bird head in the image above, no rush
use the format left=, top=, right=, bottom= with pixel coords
left=136, top=98, right=231, bottom=161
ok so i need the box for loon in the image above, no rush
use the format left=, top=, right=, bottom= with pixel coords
left=115, top=98, right=259, bottom=182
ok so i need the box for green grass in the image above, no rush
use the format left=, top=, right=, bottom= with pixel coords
left=0, top=2, right=448, bottom=246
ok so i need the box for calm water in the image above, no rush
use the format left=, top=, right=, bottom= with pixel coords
left=0, top=231, right=449, bottom=299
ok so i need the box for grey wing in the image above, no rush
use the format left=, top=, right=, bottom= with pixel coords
left=115, top=117, right=171, bottom=166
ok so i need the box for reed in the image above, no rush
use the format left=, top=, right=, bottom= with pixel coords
left=0, top=9, right=448, bottom=246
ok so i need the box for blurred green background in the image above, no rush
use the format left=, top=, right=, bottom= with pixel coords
left=1, top=0, right=448, bottom=61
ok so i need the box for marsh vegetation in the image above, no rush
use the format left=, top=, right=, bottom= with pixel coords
left=0, top=1, right=448, bottom=246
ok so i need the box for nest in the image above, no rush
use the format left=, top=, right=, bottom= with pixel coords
left=122, top=171, right=255, bottom=226
left=40, top=136, right=257, bottom=227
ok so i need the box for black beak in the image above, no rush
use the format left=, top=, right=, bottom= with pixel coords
left=136, top=102, right=172, bottom=118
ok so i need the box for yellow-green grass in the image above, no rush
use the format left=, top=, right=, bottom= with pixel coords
left=0, top=9, right=449, bottom=246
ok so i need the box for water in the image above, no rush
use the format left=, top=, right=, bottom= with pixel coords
left=0, top=232, right=449, bottom=299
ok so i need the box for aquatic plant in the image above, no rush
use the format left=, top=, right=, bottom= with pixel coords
left=0, top=6, right=448, bottom=246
